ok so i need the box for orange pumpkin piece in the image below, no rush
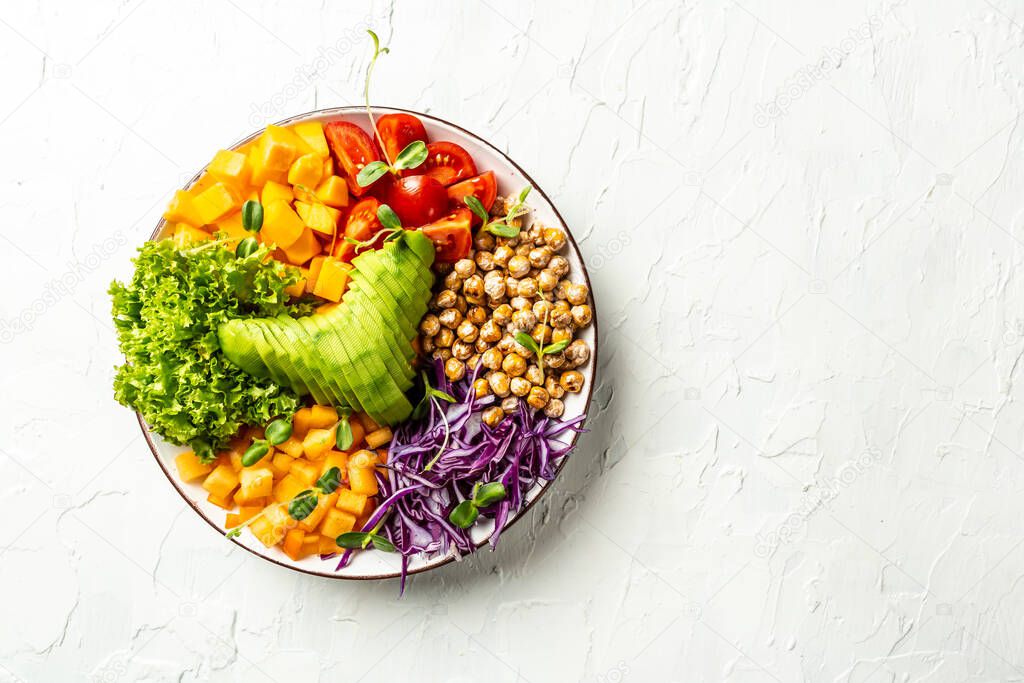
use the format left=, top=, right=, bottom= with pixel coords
left=320, top=508, right=357, bottom=538
left=335, top=488, right=369, bottom=517
left=283, top=529, right=306, bottom=561
left=174, top=451, right=212, bottom=482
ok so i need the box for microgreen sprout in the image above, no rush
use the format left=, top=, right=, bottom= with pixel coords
left=335, top=410, right=354, bottom=451
left=514, top=332, right=569, bottom=383
left=464, top=185, right=532, bottom=238
left=343, top=204, right=405, bottom=253
left=286, top=466, right=343, bottom=521
left=241, top=439, right=270, bottom=467
left=357, top=140, right=428, bottom=187
left=241, top=200, right=263, bottom=232
left=235, top=236, right=259, bottom=258
left=448, top=481, right=508, bottom=529
left=265, top=418, right=292, bottom=446
left=337, top=515, right=395, bottom=552
left=414, top=370, right=458, bottom=472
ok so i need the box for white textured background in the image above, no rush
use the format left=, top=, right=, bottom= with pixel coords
left=3, top=0, right=1024, bottom=680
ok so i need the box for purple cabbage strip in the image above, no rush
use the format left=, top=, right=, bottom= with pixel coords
left=333, top=358, right=586, bottom=590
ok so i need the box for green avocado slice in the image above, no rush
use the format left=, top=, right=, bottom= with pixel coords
left=252, top=319, right=325, bottom=404
left=245, top=321, right=304, bottom=397
left=336, top=306, right=412, bottom=424
left=294, top=312, right=361, bottom=411
left=218, top=319, right=271, bottom=379
left=263, top=315, right=338, bottom=407
left=349, top=254, right=423, bottom=339
left=343, top=289, right=414, bottom=390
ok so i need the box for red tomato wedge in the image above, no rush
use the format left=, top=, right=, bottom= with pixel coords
left=420, top=208, right=473, bottom=262
left=421, top=142, right=477, bottom=186
left=333, top=197, right=383, bottom=261
left=385, top=175, right=448, bottom=228
left=324, top=121, right=381, bottom=197
left=446, top=171, right=497, bottom=221
left=376, top=113, right=428, bottom=166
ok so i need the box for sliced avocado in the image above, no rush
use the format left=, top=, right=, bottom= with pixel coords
left=344, top=289, right=414, bottom=390
left=349, top=255, right=423, bottom=339
left=246, top=322, right=304, bottom=396
left=252, top=319, right=322, bottom=403
left=347, top=280, right=416, bottom=366
left=263, top=316, right=336, bottom=407
left=337, top=306, right=412, bottom=424
left=294, top=313, right=362, bottom=411
left=218, top=319, right=271, bottom=378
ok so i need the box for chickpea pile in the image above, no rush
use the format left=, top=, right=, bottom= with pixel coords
left=418, top=196, right=593, bottom=426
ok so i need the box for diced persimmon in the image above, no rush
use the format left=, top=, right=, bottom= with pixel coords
left=303, top=428, right=335, bottom=460
left=164, top=190, right=203, bottom=226
left=281, top=227, right=320, bottom=266
left=312, top=258, right=352, bottom=302
left=277, top=436, right=304, bottom=459
left=273, top=473, right=308, bottom=504
left=261, top=200, right=305, bottom=249
left=347, top=451, right=378, bottom=496
left=335, top=488, right=369, bottom=517
left=365, top=427, right=393, bottom=449
left=321, top=451, right=349, bottom=479
left=298, top=491, right=338, bottom=532
left=174, top=451, right=213, bottom=482
left=290, top=459, right=320, bottom=485
left=207, top=492, right=234, bottom=510
left=283, top=528, right=306, bottom=561
left=261, top=180, right=293, bottom=206
left=237, top=468, right=273, bottom=502
left=309, top=405, right=339, bottom=429
left=202, top=464, right=239, bottom=498
left=292, top=407, right=314, bottom=438
left=320, top=508, right=357, bottom=538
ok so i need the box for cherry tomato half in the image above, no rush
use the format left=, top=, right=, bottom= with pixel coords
left=385, top=175, right=448, bottom=228
left=446, top=171, right=497, bottom=221
left=324, top=121, right=381, bottom=197
left=420, top=208, right=473, bottom=262
left=333, top=197, right=382, bottom=261
left=376, top=113, right=428, bottom=166
left=421, top=141, right=477, bottom=186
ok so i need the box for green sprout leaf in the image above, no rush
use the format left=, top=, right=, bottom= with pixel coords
left=394, top=140, right=427, bottom=170
left=235, top=236, right=259, bottom=258
left=357, top=160, right=390, bottom=187
left=315, top=466, right=342, bottom=494
left=335, top=531, right=396, bottom=552
left=517, top=185, right=532, bottom=204
left=448, top=499, right=480, bottom=529
left=377, top=204, right=402, bottom=232
left=514, top=331, right=542, bottom=355
left=241, top=200, right=264, bottom=232
left=485, top=223, right=520, bottom=238
left=542, top=339, right=571, bottom=356
left=336, top=414, right=354, bottom=451
left=472, top=482, right=507, bottom=508
left=287, top=490, right=318, bottom=521
left=265, top=418, right=292, bottom=446
left=241, top=439, right=270, bottom=467
left=463, top=195, right=490, bottom=223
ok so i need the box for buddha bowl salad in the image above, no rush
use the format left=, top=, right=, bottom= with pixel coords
left=111, top=32, right=592, bottom=586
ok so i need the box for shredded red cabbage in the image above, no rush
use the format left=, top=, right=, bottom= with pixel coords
left=334, top=359, right=585, bottom=590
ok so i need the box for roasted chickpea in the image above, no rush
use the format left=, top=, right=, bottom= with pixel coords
left=479, top=320, right=502, bottom=343
left=492, top=304, right=513, bottom=326
left=497, top=334, right=516, bottom=353
left=565, top=339, right=591, bottom=367
left=554, top=280, right=570, bottom=300
left=474, top=337, right=492, bottom=353
left=433, top=348, right=453, bottom=362
left=551, top=326, right=572, bottom=344
left=433, top=261, right=453, bottom=276
left=467, top=353, right=481, bottom=370
left=438, top=308, right=462, bottom=330
left=473, top=377, right=491, bottom=399
left=510, top=296, right=531, bottom=311
left=445, top=358, right=466, bottom=381
left=419, top=313, right=441, bottom=337
left=544, top=398, right=565, bottom=418
left=454, top=258, right=476, bottom=278
left=421, top=336, right=436, bottom=354
left=560, top=370, right=584, bottom=392
left=527, top=386, right=549, bottom=409
left=502, top=353, right=527, bottom=377
left=435, top=289, right=458, bottom=308
left=493, top=245, right=515, bottom=267
left=546, top=351, right=567, bottom=369
left=507, top=255, right=531, bottom=278
left=511, top=310, right=538, bottom=332
left=444, top=270, right=463, bottom=291
left=545, top=376, right=565, bottom=399
left=435, top=327, right=454, bottom=348
left=505, top=277, right=520, bottom=298
left=517, top=277, right=538, bottom=298
left=464, top=305, right=486, bottom=325
left=457, top=320, right=479, bottom=342
left=571, top=304, right=592, bottom=327
left=548, top=255, right=570, bottom=277
left=515, top=243, right=532, bottom=257
left=483, top=274, right=506, bottom=300
left=525, top=364, right=544, bottom=386
left=462, top=274, right=484, bottom=300
left=488, top=371, right=511, bottom=397
left=533, top=299, right=553, bottom=321
left=566, top=282, right=589, bottom=306
left=454, top=296, right=468, bottom=314
left=474, top=232, right=495, bottom=251
left=510, top=376, right=531, bottom=397
left=529, top=246, right=552, bottom=268
left=452, top=339, right=473, bottom=360
left=481, top=347, right=504, bottom=370
left=482, top=405, right=504, bottom=427
left=550, top=301, right=572, bottom=327
left=501, top=396, right=520, bottom=413
left=538, top=269, right=558, bottom=292
left=531, top=323, right=553, bottom=345
left=475, top=250, right=496, bottom=271
left=544, top=227, right=567, bottom=250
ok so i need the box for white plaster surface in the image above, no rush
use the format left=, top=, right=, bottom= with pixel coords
left=3, top=0, right=1024, bottom=680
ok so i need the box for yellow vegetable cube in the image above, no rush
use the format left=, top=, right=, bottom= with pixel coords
left=288, top=153, right=323, bottom=189
left=323, top=156, right=334, bottom=177
left=272, top=473, right=308, bottom=504
left=347, top=451, right=378, bottom=496
left=283, top=528, right=306, bottom=560
left=270, top=452, right=294, bottom=479
left=280, top=226, right=321, bottom=266
left=277, top=436, right=304, bottom=458
left=303, top=428, right=335, bottom=460
left=365, top=427, right=393, bottom=449
left=321, top=451, right=350, bottom=479
left=290, top=459, right=320, bottom=485
left=214, top=211, right=249, bottom=247
left=267, top=124, right=313, bottom=155
left=207, top=149, right=251, bottom=189
left=292, top=407, right=314, bottom=438
left=251, top=504, right=292, bottom=546
left=358, top=414, right=381, bottom=433
left=291, top=121, right=329, bottom=158
left=285, top=270, right=307, bottom=298
left=174, top=451, right=212, bottom=482
left=313, top=258, right=352, bottom=302
left=300, top=534, right=321, bottom=557
left=261, top=200, right=305, bottom=249
left=315, top=175, right=349, bottom=208
left=295, top=201, right=342, bottom=237
left=298, top=492, right=339, bottom=532
left=261, top=181, right=293, bottom=206
left=193, top=182, right=241, bottom=225
left=237, top=468, right=273, bottom=502
left=171, top=223, right=209, bottom=248
left=320, top=508, right=357, bottom=539
left=335, top=488, right=369, bottom=517
left=164, top=190, right=203, bottom=226
left=207, top=492, right=235, bottom=511
left=309, top=405, right=339, bottom=429
left=250, top=125, right=306, bottom=185
left=306, top=256, right=327, bottom=294
left=202, top=463, right=240, bottom=499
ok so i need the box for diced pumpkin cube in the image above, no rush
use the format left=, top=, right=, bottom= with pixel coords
left=277, top=436, right=304, bottom=459
left=323, top=156, right=334, bottom=177
left=291, top=121, right=329, bottom=158
left=171, top=223, right=209, bottom=248
left=261, top=200, right=305, bottom=248
left=164, top=190, right=203, bottom=225
left=292, top=407, right=314, bottom=438
left=250, top=125, right=306, bottom=185
left=273, top=473, right=309, bottom=504
left=309, top=405, right=339, bottom=429
left=234, top=504, right=263, bottom=525
left=261, top=180, right=294, bottom=207
left=207, top=149, right=251, bottom=189
left=280, top=226, right=320, bottom=265
left=365, top=427, right=393, bottom=449
left=193, top=182, right=241, bottom=225
left=295, top=201, right=342, bottom=237
left=318, top=535, right=343, bottom=555
left=313, top=257, right=352, bottom=302
left=335, top=488, right=369, bottom=517
left=267, top=124, right=313, bottom=155
left=225, top=512, right=241, bottom=528
left=349, top=418, right=366, bottom=450
left=358, top=413, right=381, bottom=433
left=315, top=302, right=340, bottom=315
left=270, top=452, right=295, bottom=479
left=321, top=451, right=350, bottom=478
left=315, top=175, right=349, bottom=208
left=303, top=428, right=335, bottom=460
left=306, top=256, right=327, bottom=294
left=283, top=528, right=306, bottom=560
left=237, top=467, right=273, bottom=502
left=290, top=459, right=320, bottom=485
left=288, top=153, right=323, bottom=189
left=284, top=271, right=307, bottom=298
left=207, top=491, right=234, bottom=510
left=202, top=464, right=240, bottom=498
left=320, top=508, right=357, bottom=538
left=250, top=504, right=291, bottom=546
left=298, top=491, right=339, bottom=532
left=301, top=534, right=321, bottom=557
left=228, top=449, right=244, bottom=472
left=347, top=451, right=378, bottom=496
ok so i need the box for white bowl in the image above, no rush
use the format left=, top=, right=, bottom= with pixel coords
left=140, top=107, right=598, bottom=580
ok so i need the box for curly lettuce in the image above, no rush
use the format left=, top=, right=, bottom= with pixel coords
left=110, top=238, right=314, bottom=461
